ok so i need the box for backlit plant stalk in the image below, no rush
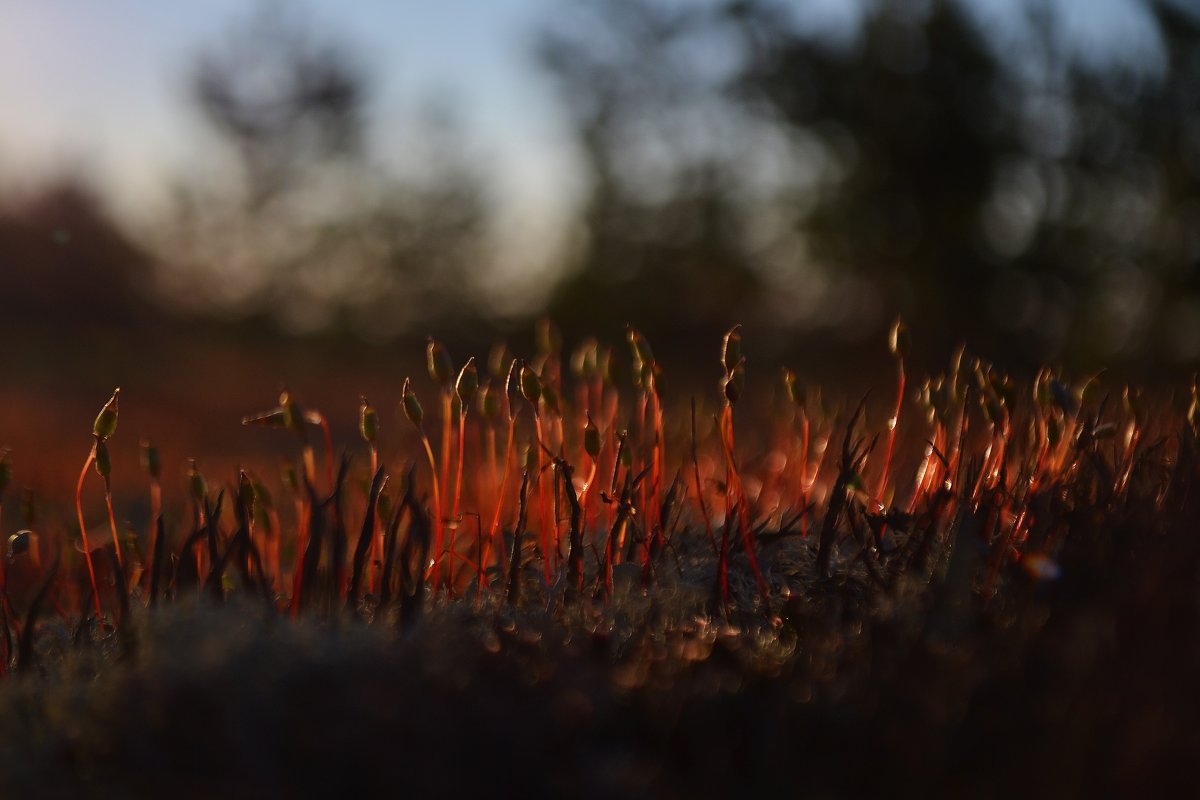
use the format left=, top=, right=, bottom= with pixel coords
left=718, top=327, right=769, bottom=606
left=95, top=440, right=122, bottom=572
left=579, top=411, right=602, bottom=536
left=243, top=389, right=323, bottom=491
left=187, top=459, right=210, bottom=584
left=243, top=390, right=338, bottom=598
left=536, top=319, right=566, bottom=457
left=782, top=369, right=810, bottom=537
left=600, top=370, right=620, bottom=536
left=945, top=346, right=970, bottom=490
left=482, top=360, right=520, bottom=594
left=628, top=328, right=666, bottom=563
left=540, top=373, right=567, bottom=564
left=448, top=358, right=478, bottom=594
left=307, top=408, right=335, bottom=495
left=359, top=396, right=381, bottom=592
left=75, top=387, right=119, bottom=620
left=875, top=317, right=908, bottom=510
left=970, top=362, right=1012, bottom=504
left=571, top=341, right=604, bottom=541
left=427, top=338, right=455, bottom=587
left=519, top=360, right=553, bottom=582
left=279, top=461, right=308, bottom=612
left=478, top=378, right=501, bottom=558
left=1117, top=386, right=1143, bottom=497
left=249, top=474, right=281, bottom=593
left=403, top=377, right=443, bottom=588
left=628, top=328, right=653, bottom=564
left=571, top=337, right=599, bottom=434
left=141, top=440, right=162, bottom=570
left=910, top=377, right=948, bottom=512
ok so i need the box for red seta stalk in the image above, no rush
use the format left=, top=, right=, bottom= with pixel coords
left=74, top=447, right=103, bottom=620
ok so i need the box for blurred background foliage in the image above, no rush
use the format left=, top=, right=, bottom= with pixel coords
left=540, top=0, right=1200, bottom=369
left=1, top=0, right=1199, bottom=373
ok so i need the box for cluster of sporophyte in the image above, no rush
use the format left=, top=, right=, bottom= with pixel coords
left=0, top=318, right=1194, bottom=674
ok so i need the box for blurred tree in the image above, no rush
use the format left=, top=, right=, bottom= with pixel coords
left=538, top=0, right=764, bottom=340
left=731, top=0, right=1010, bottom=349
left=154, top=4, right=488, bottom=340
left=191, top=4, right=367, bottom=212
left=540, top=0, right=1200, bottom=367
left=1035, top=0, right=1200, bottom=363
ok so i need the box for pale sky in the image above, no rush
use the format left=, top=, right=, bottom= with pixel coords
left=0, top=0, right=568, bottom=202
left=0, top=0, right=577, bottom=280
left=0, top=0, right=1170, bottom=277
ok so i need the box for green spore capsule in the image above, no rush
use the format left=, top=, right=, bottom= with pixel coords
left=93, top=388, right=120, bottom=440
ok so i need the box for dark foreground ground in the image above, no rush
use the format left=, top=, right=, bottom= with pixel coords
left=0, top=490, right=1195, bottom=800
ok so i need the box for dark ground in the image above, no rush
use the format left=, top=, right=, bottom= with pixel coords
left=0, top=474, right=1195, bottom=800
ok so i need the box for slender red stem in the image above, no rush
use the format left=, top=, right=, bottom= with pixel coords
left=369, top=445, right=381, bottom=594
left=482, top=412, right=518, bottom=593
left=485, top=425, right=498, bottom=523
left=75, top=447, right=103, bottom=620
left=105, top=486, right=122, bottom=570
left=447, top=410, right=468, bottom=594
left=289, top=497, right=307, bottom=617
left=301, top=445, right=317, bottom=490
left=147, top=478, right=161, bottom=589
left=719, top=406, right=769, bottom=605
left=799, top=411, right=810, bottom=537
left=421, top=431, right=445, bottom=588
left=439, top=392, right=452, bottom=523
left=875, top=359, right=905, bottom=509
left=648, top=389, right=664, bottom=558
left=533, top=414, right=552, bottom=582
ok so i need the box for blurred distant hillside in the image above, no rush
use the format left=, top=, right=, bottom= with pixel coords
left=0, top=180, right=158, bottom=334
